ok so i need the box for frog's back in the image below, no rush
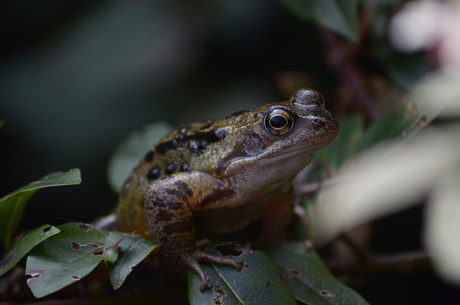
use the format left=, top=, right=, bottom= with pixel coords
left=116, top=118, right=234, bottom=236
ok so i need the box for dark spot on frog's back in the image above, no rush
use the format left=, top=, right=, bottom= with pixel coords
left=205, top=129, right=226, bottom=143
left=155, top=129, right=226, bottom=155
left=166, top=162, right=176, bottom=175
left=200, top=121, right=213, bottom=130
left=147, top=167, right=161, bottom=182
left=227, top=109, right=249, bottom=118
left=180, top=161, right=190, bottom=172
left=191, top=142, right=207, bottom=155
left=156, top=138, right=181, bottom=154
left=144, top=151, right=154, bottom=162
left=172, top=137, right=185, bottom=148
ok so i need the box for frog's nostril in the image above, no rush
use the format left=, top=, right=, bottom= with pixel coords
left=311, top=118, right=320, bottom=125
left=311, top=117, right=327, bottom=129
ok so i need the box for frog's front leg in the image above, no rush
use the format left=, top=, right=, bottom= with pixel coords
left=144, top=171, right=243, bottom=291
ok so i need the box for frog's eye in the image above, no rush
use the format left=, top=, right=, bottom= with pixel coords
left=264, top=108, right=294, bottom=136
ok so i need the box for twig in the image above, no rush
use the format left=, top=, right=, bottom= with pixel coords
left=325, top=250, right=431, bottom=277
left=339, top=233, right=375, bottom=263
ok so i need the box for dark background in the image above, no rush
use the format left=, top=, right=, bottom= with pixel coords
left=1, top=0, right=330, bottom=226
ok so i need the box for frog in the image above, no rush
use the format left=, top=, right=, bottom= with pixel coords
left=115, top=88, right=339, bottom=291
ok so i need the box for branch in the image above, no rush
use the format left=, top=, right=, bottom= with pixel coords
left=325, top=250, right=431, bottom=277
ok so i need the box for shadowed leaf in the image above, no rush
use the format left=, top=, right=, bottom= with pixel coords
left=105, top=231, right=158, bottom=289
left=0, top=225, right=60, bottom=276
left=265, top=241, right=369, bottom=305
left=0, top=169, right=81, bottom=248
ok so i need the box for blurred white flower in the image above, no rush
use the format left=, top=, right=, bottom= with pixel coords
left=389, top=1, right=444, bottom=53
left=389, top=0, right=460, bottom=70
left=315, top=0, right=460, bottom=287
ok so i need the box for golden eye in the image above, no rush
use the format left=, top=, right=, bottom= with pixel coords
left=264, top=108, right=294, bottom=136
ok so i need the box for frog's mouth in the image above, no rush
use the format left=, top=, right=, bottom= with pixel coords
left=265, top=142, right=325, bottom=163
left=266, top=134, right=336, bottom=164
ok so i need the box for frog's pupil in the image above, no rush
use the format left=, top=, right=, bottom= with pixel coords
left=270, top=115, right=287, bottom=129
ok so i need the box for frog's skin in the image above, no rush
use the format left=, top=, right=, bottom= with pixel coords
left=115, top=88, right=339, bottom=290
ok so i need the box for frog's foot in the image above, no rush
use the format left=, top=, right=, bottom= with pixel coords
left=186, top=255, right=211, bottom=291
left=197, top=250, right=245, bottom=272
left=186, top=250, right=244, bottom=291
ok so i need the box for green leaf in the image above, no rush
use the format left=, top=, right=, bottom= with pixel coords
left=380, top=51, right=431, bottom=91
left=26, top=223, right=108, bottom=298
left=360, top=101, right=427, bottom=152
left=283, top=276, right=331, bottom=305
left=280, top=0, right=359, bottom=42
left=359, top=106, right=410, bottom=150
left=107, top=122, right=171, bottom=193
left=100, top=244, right=119, bottom=264
left=265, top=241, right=369, bottom=305
left=0, top=169, right=81, bottom=248
left=0, top=225, right=60, bottom=277
left=316, top=115, right=365, bottom=171
left=188, top=245, right=296, bottom=305
left=26, top=224, right=156, bottom=297
left=105, top=231, right=158, bottom=289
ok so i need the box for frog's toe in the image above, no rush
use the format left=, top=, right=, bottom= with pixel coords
left=186, top=250, right=244, bottom=291
left=199, top=276, right=211, bottom=291
left=196, top=250, right=244, bottom=272
left=185, top=256, right=211, bottom=291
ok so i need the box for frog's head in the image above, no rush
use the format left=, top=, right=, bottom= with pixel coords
left=223, top=88, right=339, bottom=193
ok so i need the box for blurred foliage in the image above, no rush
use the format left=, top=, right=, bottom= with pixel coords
left=107, top=122, right=171, bottom=193
left=281, top=0, right=359, bottom=42
left=1, top=0, right=460, bottom=304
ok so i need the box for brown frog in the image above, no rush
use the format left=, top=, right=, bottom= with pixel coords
left=115, top=88, right=339, bottom=290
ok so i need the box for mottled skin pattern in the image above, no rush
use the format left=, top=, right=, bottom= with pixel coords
left=115, top=88, right=339, bottom=290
